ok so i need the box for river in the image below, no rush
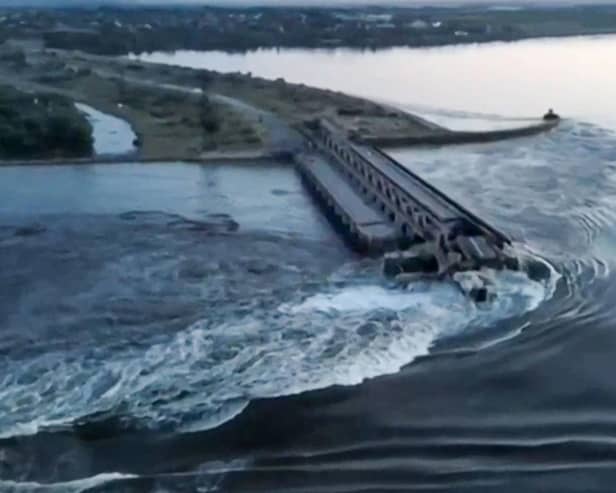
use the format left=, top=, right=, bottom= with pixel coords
left=2, top=36, right=616, bottom=492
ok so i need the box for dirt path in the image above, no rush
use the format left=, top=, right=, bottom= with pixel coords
left=87, top=69, right=305, bottom=154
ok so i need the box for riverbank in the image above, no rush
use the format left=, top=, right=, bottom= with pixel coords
left=0, top=39, right=562, bottom=165
left=0, top=41, right=446, bottom=163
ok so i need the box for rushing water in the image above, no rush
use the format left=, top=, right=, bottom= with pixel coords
left=3, top=37, right=616, bottom=492
left=75, top=103, right=137, bottom=157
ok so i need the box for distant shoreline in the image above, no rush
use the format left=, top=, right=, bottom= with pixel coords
left=21, top=4, right=616, bottom=56
left=0, top=41, right=443, bottom=163
left=131, top=29, right=616, bottom=58
left=133, top=30, right=616, bottom=59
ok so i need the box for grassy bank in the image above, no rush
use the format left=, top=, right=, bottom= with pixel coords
left=55, top=73, right=264, bottom=160
left=0, top=42, right=436, bottom=163
left=0, top=43, right=266, bottom=161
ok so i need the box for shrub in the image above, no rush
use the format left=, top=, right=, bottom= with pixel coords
left=199, top=96, right=221, bottom=134
left=0, top=85, right=93, bottom=159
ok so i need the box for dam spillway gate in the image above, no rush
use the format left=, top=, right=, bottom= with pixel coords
left=295, top=119, right=519, bottom=280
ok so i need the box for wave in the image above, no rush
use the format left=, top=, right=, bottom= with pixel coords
left=0, top=473, right=137, bottom=493
left=390, top=118, right=616, bottom=262
left=0, top=258, right=551, bottom=438
left=4, top=121, right=599, bottom=445
left=0, top=260, right=555, bottom=442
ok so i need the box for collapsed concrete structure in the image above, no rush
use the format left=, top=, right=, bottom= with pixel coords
left=295, top=118, right=555, bottom=300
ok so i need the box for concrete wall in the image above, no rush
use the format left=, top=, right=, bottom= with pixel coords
left=313, top=121, right=438, bottom=244
left=363, top=119, right=560, bottom=148
left=295, top=156, right=397, bottom=254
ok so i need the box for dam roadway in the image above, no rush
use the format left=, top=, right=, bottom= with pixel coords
left=295, top=118, right=556, bottom=275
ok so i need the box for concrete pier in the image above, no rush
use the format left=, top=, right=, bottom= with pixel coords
left=296, top=152, right=399, bottom=253
left=363, top=119, right=560, bottom=147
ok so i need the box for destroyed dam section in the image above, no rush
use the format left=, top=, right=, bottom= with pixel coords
left=295, top=117, right=559, bottom=292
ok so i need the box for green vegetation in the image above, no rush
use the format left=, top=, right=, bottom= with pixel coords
left=199, top=95, right=221, bottom=135
left=18, top=5, right=616, bottom=55
left=34, top=63, right=263, bottom=159
left=0, top=35, right=454, bottom=161
left=0, top=85, right=93, bottom=159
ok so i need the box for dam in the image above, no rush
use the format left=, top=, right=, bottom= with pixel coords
left=295, top=118, right=557, bottom=282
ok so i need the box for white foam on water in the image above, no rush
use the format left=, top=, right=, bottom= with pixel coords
left=0, top=264, right=556, bottom=439
left=283, top=284, right=454, bottom=314
left=0, top=473, right=137, bottom=492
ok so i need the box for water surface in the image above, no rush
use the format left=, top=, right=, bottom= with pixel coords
left=4, top=37, right=616, bottom=492
left=75, top=103, right=137, bottom=156
left=136, top=35, right=616, bottom=129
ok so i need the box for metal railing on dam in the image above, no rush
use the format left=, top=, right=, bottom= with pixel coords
left=295, top=119, right=520, bottom=277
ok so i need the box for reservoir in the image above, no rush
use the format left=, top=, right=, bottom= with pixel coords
left=137, top=34, right=616, bottom=130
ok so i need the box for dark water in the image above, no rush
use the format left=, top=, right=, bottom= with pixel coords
left=0, top=159, right=552, bottom=491
left=4, top=40, right=616, bottom=492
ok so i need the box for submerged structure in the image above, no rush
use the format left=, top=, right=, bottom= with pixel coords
left=295, top=118, right=555, bottom=299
